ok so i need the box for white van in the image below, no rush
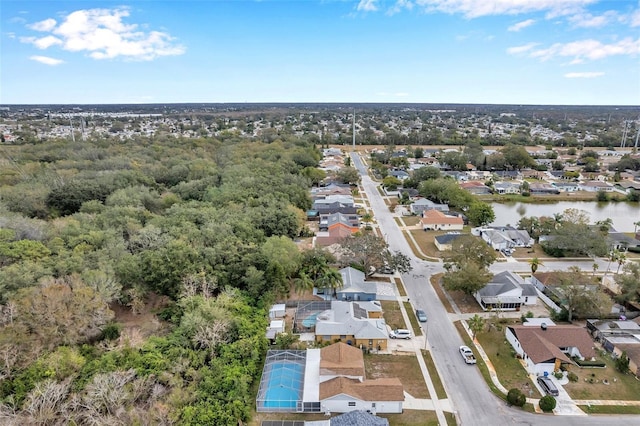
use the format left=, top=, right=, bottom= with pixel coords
left=389, top=329, right=411, bottom=339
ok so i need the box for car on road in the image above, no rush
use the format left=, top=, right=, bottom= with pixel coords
left=389, top=329, right=411, bottom=339
left=537, top=375, right=559, bottom=396
left=459, top=345, right=477, bottom=364
left=416, top=309, right=428, bottom=322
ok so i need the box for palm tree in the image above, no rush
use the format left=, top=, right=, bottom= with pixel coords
left=592, top=262, right=599, bottom=277
left=317, top=268, right=343, bottom=298
left=528, top=257, right=543, bottom=274
left=293, top=272, right=314, bottom=295
left=467, top=314, right=486, bottom=340
left=634, top=220, right=640, bottom=234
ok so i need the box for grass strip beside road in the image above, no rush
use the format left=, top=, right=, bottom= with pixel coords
left=395, top=277, right=407, bottom=297
left=430, top=274, right=454, bottom=314
left=422, top=349, right=447, bottom=399
left=404, top=301, right=422, bottom=336
left=577, top=405, right=640, bottom=415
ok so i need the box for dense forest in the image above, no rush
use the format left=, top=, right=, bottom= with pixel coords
left=0, top=133, right=329, bottom=424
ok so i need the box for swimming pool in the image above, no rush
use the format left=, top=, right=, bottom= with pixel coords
left=262, top=362, right=304, bottom=409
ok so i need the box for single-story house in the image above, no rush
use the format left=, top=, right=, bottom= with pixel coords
left=333, top=267, right=396, bottom=302
left=607, top=232, right=640, bottom=251
left=389, top=170, right=410, bottom=181
left=314, top=301, right=388, bottom=350
left=421, top=209, right=464, bottom=231
left=529, top=183, right=560, bottom=195
left=409, top=198, right=450, bottom=215
left=328, top=410, right=390, bottom=426
left=320, top=377, right=403, bottom=414
left=474, top=271, right=537, bottom=311
left=552, top=182, right=580, bottom=192
left=460, top=181, right=492, bottom=195
left=505, top=323, right=596, bottom=376
left=434, top=233, right=466, bottom=251
left=587, top=318, right=640, bottom=378
left=580, top=181, right=614, bottom=192
left=493, top=181, right=521, bottom=195
left=479, top=227, right=533, bottom=251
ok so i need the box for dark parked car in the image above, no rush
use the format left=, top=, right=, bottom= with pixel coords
left=415, top=309, right=428, bottom=322
left=537, top=375, right=559, bottom=396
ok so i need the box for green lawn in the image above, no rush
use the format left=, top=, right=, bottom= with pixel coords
left=563, top=351, right=640, bottom=400
left=474, top=319, right=543, bottom=398
left=382, top=300, right=407, bottom=331
left=422, top=349, right=447, bottom=399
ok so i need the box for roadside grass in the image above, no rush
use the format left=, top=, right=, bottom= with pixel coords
left=475, top=318, right=542, bottom=398
left=401, top=216, right=421, bottom=227
left=364, top=353, right=430, bottom=399
left=394, top=217, right=403, bottom=227
left=563, top=352, right=640, bottom=400
left=409, top=229, right=445, bottom=259
left=578, top=405, right=640, bottom=415
left=395, top=277, right=407, bottom=297
left=512, top=244, right=547, bottom=260
left=402, top=230, right=428, bottom=260
left=422, top=349, right=447, bottom=399
left=382, top=300, right=407, bottom=330
left=430, top=274, right=454, bottom=314
left=404, top=301, right=423, bottom=336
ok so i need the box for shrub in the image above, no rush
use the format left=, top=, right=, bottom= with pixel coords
left=567, top=372, right=578, bottom=382
left=99, top=322, right=121, bottom=341
left=554, top=371, right=563, bottom=380
left=539, top=395, right=556, bottom=412
left=507, top=388, right=526, bottom=407
left=615, top=352, right=630, bottom=374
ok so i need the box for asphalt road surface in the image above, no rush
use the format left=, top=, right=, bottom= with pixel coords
left=350, top=152, right=639, bottom=426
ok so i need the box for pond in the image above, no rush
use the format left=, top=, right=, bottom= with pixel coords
left=490, top=201, right=639, bottom=233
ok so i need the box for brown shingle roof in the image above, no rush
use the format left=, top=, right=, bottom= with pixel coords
left=319, top=377, right=404, bottom=401
left=320, top=342, right=365, bottom=377
left=421, top=209, right=463, bottom=226
left=509, top=325, right=596, bottom=364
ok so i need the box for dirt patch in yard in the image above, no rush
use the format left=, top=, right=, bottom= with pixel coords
left=364, top=353, right=430, bottom=399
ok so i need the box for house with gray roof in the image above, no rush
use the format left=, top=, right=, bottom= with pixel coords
left=334, top=267, right=396, bottom=302
left=479, top=226, right=533, bottom=251
left=409, top=198, right=450, bottom=215
left=493, top=181, right=521, bottom=195
left=314, top=301, right=389, bottom=350
left=474, top=271, right=537, bottom=311
left=434, top=233, right=466, bottom=251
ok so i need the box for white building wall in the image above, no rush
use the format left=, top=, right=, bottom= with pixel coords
left=321, top=395, right=402, bottom=414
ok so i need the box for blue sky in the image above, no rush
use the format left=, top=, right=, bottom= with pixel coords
left=1, top=0, right=639, bottom=105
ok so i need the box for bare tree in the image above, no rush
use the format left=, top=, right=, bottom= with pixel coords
left=23, top=380, right=70, bottom=425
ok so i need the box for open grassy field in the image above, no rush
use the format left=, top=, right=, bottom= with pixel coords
left=409, top=229, right=445, bottom=259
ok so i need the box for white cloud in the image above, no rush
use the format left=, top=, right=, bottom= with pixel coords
left=628, top=9, right=640, bottom=27
left=508, top=19, right=535, bottom=32
left=30, top=55, right=64, bottom=66
left=414, top=0, right=595, bottom=18
left=568, top=11, right=617, bottom=28
left=564, top=72, right=604, bottom=78
left=20, top=7, right=185, bottom=61
left=506, top=42, right=538, bottom=55
left=357, top=0, right=379, bottom=12
left=24, top=35, right=63, bottom=49
left=28, top=18, right=57, bottom=32
left=529, top=38, right=640, bottom=62
left=388, top=0, right=414, bottom=15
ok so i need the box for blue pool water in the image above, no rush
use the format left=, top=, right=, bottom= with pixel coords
left=263, top=362, right=304, bottom=409
left=302, top=312, right=319, bottom=328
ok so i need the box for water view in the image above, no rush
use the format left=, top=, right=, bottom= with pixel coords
left=490, top=201, right=640, bottom=233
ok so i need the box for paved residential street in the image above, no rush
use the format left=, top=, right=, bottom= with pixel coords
left=350, top=152, right=640, bottom=426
